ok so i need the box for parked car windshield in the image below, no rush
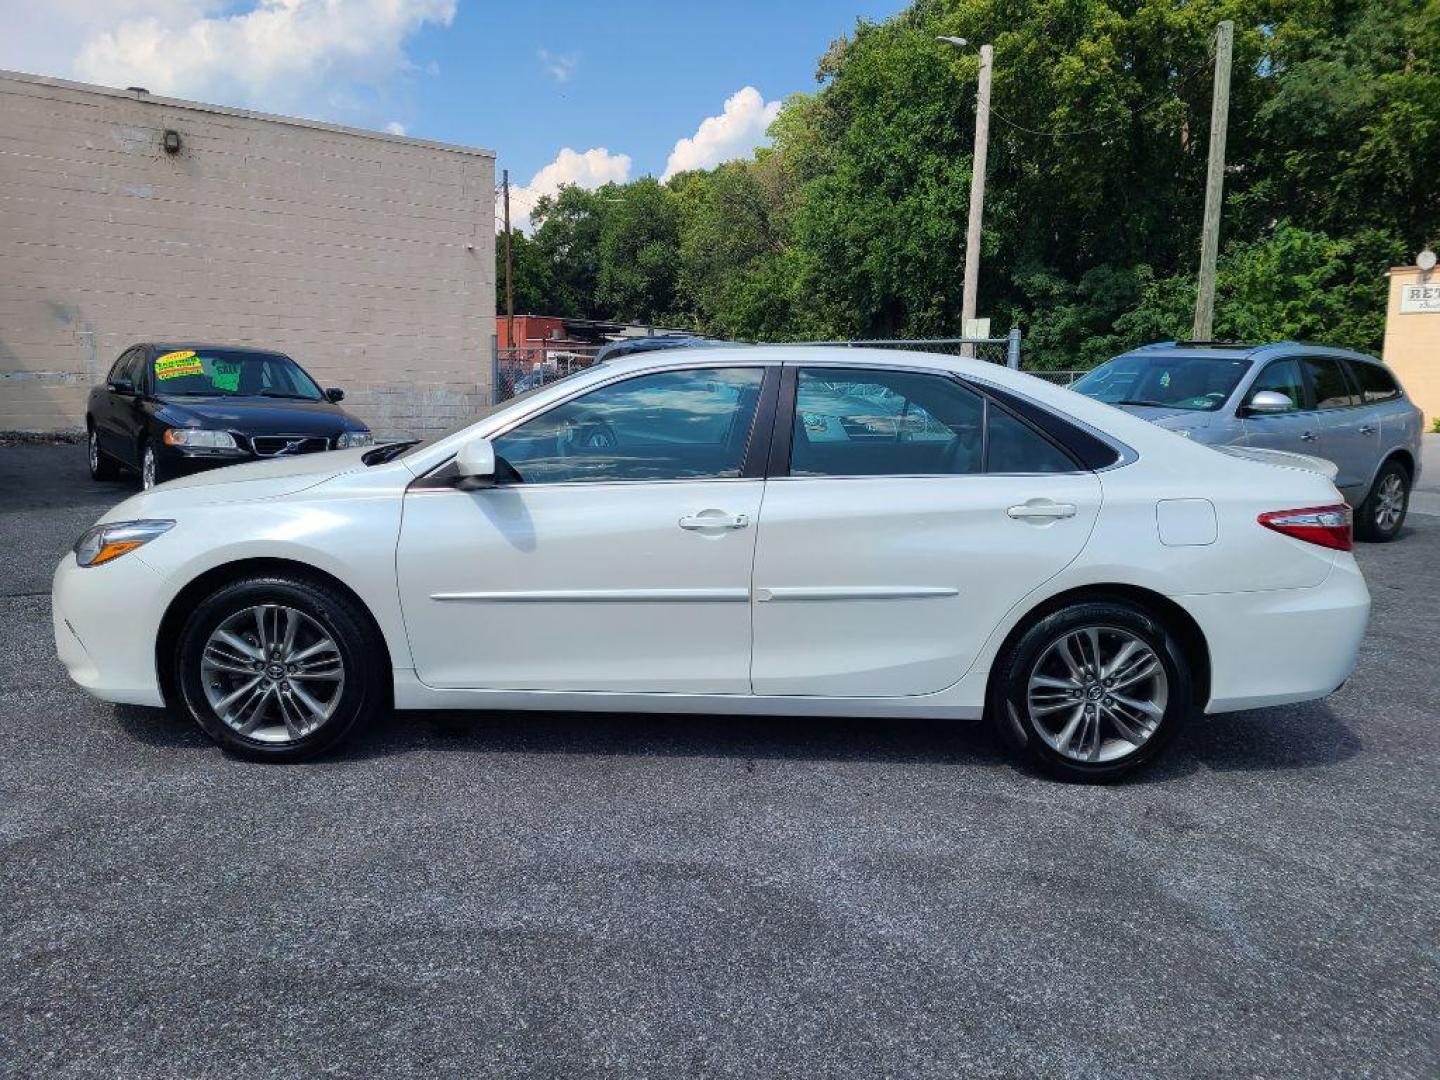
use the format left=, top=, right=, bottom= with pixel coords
left=1072, top=353, right=1253, bottom=412
left=150, top=348, right=324, bottom=400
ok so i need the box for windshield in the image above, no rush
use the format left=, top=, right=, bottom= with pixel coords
left=151, top=348, right=324, bottom=400
left=1072, top=353, right=1252, bottom=412
left=387, top=379, right=562, bottom=463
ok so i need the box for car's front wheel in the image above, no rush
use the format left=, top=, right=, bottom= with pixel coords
left=1354, top=459, right=1409, bottom=543
left=990, top=600, right=1191, bottom=782
left=174, top=575, right=385, bottom=761
left=139, top=439, right=163, bottom=489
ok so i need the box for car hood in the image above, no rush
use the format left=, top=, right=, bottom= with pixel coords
left=1111, top=403, right=1216, bottom=426
left=154, top=395, right=362, bottom=434
left=98, top=448, right=374, bottom=522
left=1211, top=445, right=1340, bottom=481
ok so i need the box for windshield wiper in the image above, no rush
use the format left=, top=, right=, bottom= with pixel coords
left=363, top=440, right=419, bottom=465
left=257, top=388, right=320, bottom=400
left=1112, top=398, right=1175, bottom=408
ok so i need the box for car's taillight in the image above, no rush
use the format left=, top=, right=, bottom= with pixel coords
left=1257, top=504, right=1352, bottom=551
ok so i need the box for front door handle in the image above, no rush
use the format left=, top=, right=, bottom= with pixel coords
left=679, top=511, right=750, bottom=531
left=1007, top=501, right=1077, bottom=520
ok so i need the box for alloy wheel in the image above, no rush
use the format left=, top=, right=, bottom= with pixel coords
left=200, top=604, right=346, bottom=744
left=1026, top=625, right=1168, bottom=763
left=141, top=446, right=157, bottom=489
left=89, top=430, right=100, bottom=473
left=1374, top=473, right=1405, bottom=533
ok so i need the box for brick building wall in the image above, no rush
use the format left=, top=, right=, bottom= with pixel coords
left=0, top=70, right=495, bottom=438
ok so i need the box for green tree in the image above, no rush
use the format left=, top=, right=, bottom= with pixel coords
left=496, top=227, right=556, bottom=316
left=595, top=178, right=681, bottom=323
left=500, top=0, right=1435, bottom=363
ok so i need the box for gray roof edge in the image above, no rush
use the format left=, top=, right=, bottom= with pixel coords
left=0, top=67, right=495, bottom=159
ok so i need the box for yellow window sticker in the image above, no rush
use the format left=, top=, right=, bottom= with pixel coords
left=155, top=350, right=203, bottom=380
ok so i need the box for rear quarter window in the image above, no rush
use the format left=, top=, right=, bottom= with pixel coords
left=1349, top=361, right=1401, bottom=404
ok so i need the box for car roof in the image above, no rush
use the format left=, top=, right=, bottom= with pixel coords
left=402, top=344, right=1246, bottom=480
left=135, top=342, right=293, bottom=356
left=1118, top=340, right=1384, bottom=365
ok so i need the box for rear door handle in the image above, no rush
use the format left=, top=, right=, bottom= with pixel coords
left=1358, top=425, right=1376, bottom=436
left=1007, top=502, right=1077, bottom=520
left=679, top=511, right=750, bottom=531
left=1300, top=431, right=1318, bottom=442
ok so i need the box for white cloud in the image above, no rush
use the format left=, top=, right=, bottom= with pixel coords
left=537, top=49, right=578, bottom=83
left=661, top=86, right=782, bottom=181
left=505, top=147, right=632, bottom=233
left=0, top=0, right=455, bottom=126
left=385, top=121, right=407, bottom=136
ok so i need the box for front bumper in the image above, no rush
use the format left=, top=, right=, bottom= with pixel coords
left=1184, top=553, right=1371, bottom=714
left=52, top=551, right=168, bottom=707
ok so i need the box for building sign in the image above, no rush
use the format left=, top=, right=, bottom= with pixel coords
left=1400, top=283, right=1440, bottom=313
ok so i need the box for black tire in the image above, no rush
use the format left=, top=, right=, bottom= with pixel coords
left=1354, top=459, right=1409, bottom=543
left=139, top=438, right=165, bottom=489
left=174, top=574, right=386, bottom=762
left=87, top=423, right=120, bottom=481
left=989, top=600, right=1192, bottom=783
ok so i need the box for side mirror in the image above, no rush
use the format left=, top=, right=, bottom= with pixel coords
left=1245, top=389, right=1294, bottom=415
left=110, top=378, right=135, bottom=395
left=454, top=436, right=496, bottom=490
left=324, top=387, right=345, bottom=403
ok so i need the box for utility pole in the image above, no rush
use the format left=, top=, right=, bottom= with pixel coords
left=502, top=168, right=515, bottom=353
left=1193, top=20, right=1233, bottom=341
left=961, top=43, right=993, bottom=358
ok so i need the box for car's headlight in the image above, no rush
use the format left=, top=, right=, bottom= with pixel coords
left=73, top=520, right=175, bottom=568
left=335, top=430, right=373, bottom=449
left=163, top=428, right=238, bottom=450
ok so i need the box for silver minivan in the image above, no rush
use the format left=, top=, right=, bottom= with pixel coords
left=1072, top=341, right=1424, bottom=541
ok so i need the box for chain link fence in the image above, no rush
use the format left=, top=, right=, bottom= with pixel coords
left=495, top=344, right=604, bottom=402
left=493, top=331, right=1087, bottom=403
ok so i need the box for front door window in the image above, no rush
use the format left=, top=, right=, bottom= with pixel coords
left=494, top=367, right=765, bottom=484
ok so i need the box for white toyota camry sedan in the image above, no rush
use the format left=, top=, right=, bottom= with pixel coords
left=53, top=347, right=1370, bottom=781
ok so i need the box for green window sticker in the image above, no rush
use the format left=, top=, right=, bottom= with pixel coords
left=212, top=359, right=241, bottom=392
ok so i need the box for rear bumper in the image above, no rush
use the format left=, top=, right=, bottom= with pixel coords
left=1184, top=554, right=1370, bottom=714
left=52, top=551, right=168, bottom=707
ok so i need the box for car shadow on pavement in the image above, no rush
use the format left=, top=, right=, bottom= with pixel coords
left=112, top=704, right=213, bottom=749
left=1132, top=700, right=1362, bottom=783
left=110, top=698, right=1363, bottom=780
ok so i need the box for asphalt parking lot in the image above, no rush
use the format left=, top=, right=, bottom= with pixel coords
left=2, top=442, right=1437, bottom=1079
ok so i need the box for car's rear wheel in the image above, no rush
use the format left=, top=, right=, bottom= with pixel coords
left=174, top=575, right=385, bottom=761
left=990, top=600, right=1191, bottom=782
left=87, top=424, right=119, bottom=480
left=1354, top=459, right=1409, bottom=543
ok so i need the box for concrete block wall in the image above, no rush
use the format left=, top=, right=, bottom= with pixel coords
left=0, top=70, right=495, bottom=439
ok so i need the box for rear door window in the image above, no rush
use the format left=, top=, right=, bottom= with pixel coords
left=791, top=369, right=985, bottom=476
left=1302, top=356, right=1360, bottom=410
left=788, top=368, right=1078, bottom=477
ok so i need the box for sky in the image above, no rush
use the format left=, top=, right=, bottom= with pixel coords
left=0, top=0, right=907, bottom=228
